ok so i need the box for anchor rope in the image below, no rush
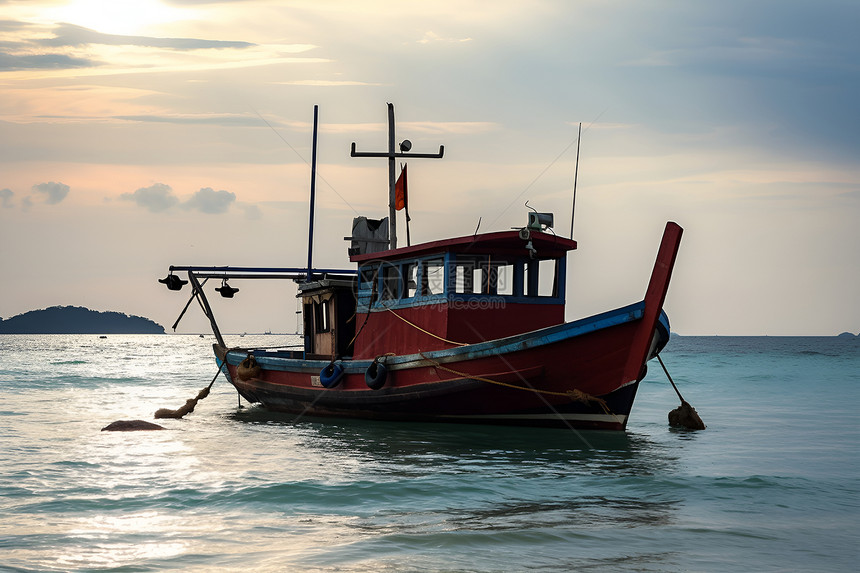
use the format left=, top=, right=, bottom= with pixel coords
left=153, top=359, right=228, bottom=419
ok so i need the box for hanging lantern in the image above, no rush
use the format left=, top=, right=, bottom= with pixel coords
left=216, top=278, right=239, bottom=298
left=159, top=273, right=188, bottom=291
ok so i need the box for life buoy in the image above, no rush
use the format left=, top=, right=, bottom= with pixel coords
left=237, top=354, right=261, bottom=381
left=365, top=360, right=388, bottom=390
left=319, top=362, right=346, bottom=388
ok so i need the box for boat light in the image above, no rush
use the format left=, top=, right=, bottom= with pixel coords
left=216, top=278, right=239, bottom=298
left=159, top=273, right=188, bottom=291
left=527, top=212, right=554, bottom=231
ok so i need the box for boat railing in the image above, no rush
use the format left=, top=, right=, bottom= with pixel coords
left=167, top=265, right=357, bottom=281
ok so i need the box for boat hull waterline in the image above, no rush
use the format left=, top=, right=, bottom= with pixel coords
left=217, top=306, right=669, bottom=430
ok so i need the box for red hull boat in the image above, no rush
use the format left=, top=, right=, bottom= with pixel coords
left=162, top=105, right=683, bottom=430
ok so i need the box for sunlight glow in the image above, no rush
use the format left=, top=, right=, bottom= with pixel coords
left=61, top=512, right=188, bottom=568
left=44, top=0, right=192, bottom=36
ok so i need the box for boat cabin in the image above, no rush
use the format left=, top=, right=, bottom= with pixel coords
left=347, top=230, right=577, bottom=359
left=297, top=277, right=357, bottom=359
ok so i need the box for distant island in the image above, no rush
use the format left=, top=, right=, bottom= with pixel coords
left=0, top=306, right=165, bottom=334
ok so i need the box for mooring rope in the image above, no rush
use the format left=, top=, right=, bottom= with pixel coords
left=417, top=352, right=618, bottom=420
left=153, top=361, right=225, bottom=419
left=152, top=345, right=250, bottom=419
left=386, top=307, right=468, bottom=347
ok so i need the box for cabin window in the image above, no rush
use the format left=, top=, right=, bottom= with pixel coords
left=420, top=259, right=444, bottom=296
left=495, top=262, right=514, bottom=296
left=454, top=257, right=478, bottom=294
left=453, top=256, right=515, bottom=296
left=380, top=263, right=400, bottom=301
left=476, top=261, right=491, bottom=294
left=524, top=261, right=539, bottom=296
left=404, top=262, right=418, bottom=298
left=303, top=302, right=313, bottom=335
left=487, top=264, right=499, bottom=295
left=480, top=259, right=513, bottom=295
left=314, top=299, right=330, bottom=333
left=359, top=265, right=379, bottom=305
left=538, top=259, right=557, bottom=297
left=523, top=258, right=560, bottom=297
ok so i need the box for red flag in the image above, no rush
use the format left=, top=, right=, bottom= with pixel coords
left=395, top=164, right=408, bottom=211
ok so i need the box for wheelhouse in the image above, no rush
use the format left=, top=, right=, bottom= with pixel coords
left=348, top=230, right=577, bottom=358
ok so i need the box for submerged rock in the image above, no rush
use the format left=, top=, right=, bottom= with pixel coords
left=101, top=420, right=166, bottom=431
left=668, top=401, right=706, bottom=430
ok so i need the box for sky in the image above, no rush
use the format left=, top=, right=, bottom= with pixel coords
left=1, top=0, right=858, bottom=336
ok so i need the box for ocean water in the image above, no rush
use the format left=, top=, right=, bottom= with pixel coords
left=0, top=334, right=857, bottom=572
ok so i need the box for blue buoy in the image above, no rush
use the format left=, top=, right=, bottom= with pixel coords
left=320, top=362, right=346, bottom=388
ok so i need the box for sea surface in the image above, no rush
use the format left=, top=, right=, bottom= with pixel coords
left=0, top=334, right=857, bottom=572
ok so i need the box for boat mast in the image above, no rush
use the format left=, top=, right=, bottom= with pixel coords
left=351, top=103, right=444, bottom=250
left=386, top=104, right=396, bottom=250
left=306, top=105, right=319, bottom=281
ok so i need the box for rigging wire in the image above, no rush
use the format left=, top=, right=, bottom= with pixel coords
left=251, top=107, right=360, bottom=215
left=488, top=107, right=607, bottom=229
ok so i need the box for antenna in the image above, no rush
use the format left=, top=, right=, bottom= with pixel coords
left=569, top=122, right=582, bottom=239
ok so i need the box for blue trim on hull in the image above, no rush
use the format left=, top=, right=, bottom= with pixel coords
left=225, top=300, right=648, bottom=373
left=220, top=300, right=658, bottom=431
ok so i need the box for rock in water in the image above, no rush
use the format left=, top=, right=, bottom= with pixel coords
left=668, top=401, right=706, bottom=430
left=101, top=420, right=166, bottom=431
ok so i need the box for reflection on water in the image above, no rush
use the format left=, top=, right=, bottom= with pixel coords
left=228, top=406, right=679, bottom=477
left=445, top=497, right=675, bottom=531
left=216, top=405, right=683, bottom=563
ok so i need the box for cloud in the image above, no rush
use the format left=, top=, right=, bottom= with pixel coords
left=400, top=121, right=499, bottom=135
left=0, top=20, right=25, bottom=31
left=40, top=24, right=255, bottom=50
left=119, top=184, right=241, bottom=214
left=115, top=114, right=262, bottom=126
left=605, top=1, right=860, bottom=158
left=120, top=183, right=178, bottom=213
left=275, top=80, right=382, bottom=87
left=418, top=31, right=473, bottom=44
left=0, top=20, right=97, bottom=71
left=183, top=187, right=236, bottom=214
left=0, top=52, right=95, bottom=71
left=0, top=187, right=13, bottom=207
left=32, top=181, right=69, bottom=204
left=240, top=204, right=262, bottom=220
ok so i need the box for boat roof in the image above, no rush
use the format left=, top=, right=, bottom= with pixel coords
left=350, top=230, right=577, bottom=263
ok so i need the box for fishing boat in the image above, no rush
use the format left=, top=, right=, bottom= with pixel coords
left=160, top=104, right=682, bottom=430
